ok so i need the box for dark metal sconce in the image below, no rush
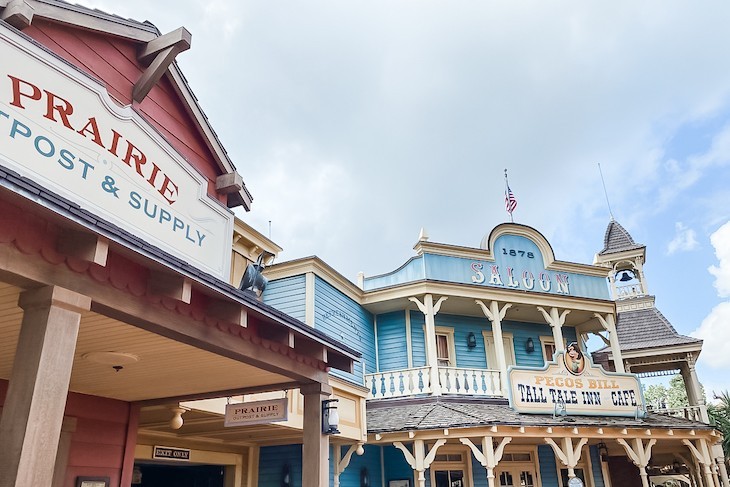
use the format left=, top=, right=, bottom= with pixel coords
left=360, top=467, right=369, bottom=487
left=467, top=332, right=477, bottom=349
left=525, top=337, right=535, bottom=353
left=322, top=398, right=340, bottom=435
left=597, top=442, right=609, bottom=463
left=281, top=464, right=291, bottom=487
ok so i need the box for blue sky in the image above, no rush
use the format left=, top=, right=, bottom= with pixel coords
left=80, top=1, right=730, bottom=396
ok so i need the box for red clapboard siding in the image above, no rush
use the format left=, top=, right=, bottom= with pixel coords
left=67, top=441, right=125, bottom=468
left=72, top=418, right=128, bottom=445
left=22, top=19, right=228, bottom=204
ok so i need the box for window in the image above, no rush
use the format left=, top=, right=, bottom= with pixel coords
left=436, top=334, right=450, bottom=366
left=542, top=339, right=557, bottom=363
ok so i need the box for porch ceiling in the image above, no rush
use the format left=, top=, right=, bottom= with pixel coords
left=0, top=282, right=293, bottom=402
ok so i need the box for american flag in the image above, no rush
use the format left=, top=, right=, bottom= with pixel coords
left=505, top=185, right=517, bottom=214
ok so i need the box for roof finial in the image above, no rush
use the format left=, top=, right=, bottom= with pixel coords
left=598, top=163, right=614, bottom=221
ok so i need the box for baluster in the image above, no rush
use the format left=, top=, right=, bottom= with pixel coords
left=439, top=368, right=450, bottom=394
left=421, top=368, right=431, bottom=393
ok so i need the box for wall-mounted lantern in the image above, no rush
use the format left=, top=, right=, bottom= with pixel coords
left=525, top=337, right=535, bottom=353
left=467, top=332, right=477, bottom=349
left=597, top=442, right=609, bottom=463
left=322, top=398, right=340, bottom=435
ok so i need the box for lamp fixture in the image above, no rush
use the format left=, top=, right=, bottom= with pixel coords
left=322, top=399, right=340, bottom=435
left=597, top=442, right=609, bottom=462
left=360, top=467, right=369, bottom=487
left=672, top=460, right=681, bottom=473
left=553, top=398, right=567, bottom=418
left=525, top=337, right=535, bottom=353
left=170, top=406, right=188, bottom=430
left=467, top=332, right=477, bottom=349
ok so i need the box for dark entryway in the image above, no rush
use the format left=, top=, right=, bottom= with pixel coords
left=134, top=464, right=225, bottom=487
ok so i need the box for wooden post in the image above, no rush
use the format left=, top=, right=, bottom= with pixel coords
left=476, top=300, right=512, bottom=395
left=594, top=313, right=625, bottom=373
left=460, top=436, right=512, bottom=487
left=409, top=295, right=447, bottom=396
left=538, top=307, right=570, bottom=354
left=301, top=382, right=333, bottom=487
left=393, top=439, right=447, bottom=487
left=617, top=438, right=656, bottom=487
left=0, top=286, right=90, bottom=487
left=546, top=437, right=588, bottom=479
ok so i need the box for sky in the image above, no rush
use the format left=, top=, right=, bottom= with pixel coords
left=77, top=1, right=730, bottom=397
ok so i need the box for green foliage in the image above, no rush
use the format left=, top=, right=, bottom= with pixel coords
left=642, top=374, right=705, bottom=409
left=708, top=391, right=730, bottom=460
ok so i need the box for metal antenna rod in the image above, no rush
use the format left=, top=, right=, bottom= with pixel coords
left=598, top=163, right=614, bottom=221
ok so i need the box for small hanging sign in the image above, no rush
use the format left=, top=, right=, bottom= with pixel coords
left=224, top=398, right=288, bottom=427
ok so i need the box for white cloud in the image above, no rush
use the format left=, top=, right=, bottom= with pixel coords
left=692, top=221, right=730, bottom=368
left=708, top=221, right=730, bottom=297
left=666, top=222, right=699, bottom=255
left=692, top=301, right=730, bottom=368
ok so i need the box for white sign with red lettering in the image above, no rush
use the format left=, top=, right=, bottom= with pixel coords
left=0, top=25, right=232, bottom=279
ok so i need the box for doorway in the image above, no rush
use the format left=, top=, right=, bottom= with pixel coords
left=431, top=450, right=470, bottom=487
left=133, top=463, right=225, bottom=487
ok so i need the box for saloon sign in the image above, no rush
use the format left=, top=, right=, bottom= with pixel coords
left=508, top=348, right=645, bottom=418
left=0, top=25, right=233, bottom=279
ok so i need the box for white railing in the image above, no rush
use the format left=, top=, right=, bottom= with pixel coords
left=438, top=366, right=501, bottom=396
left=616, top=283, right=644, bottom=298
left=649, top=404, right=709, bottom=423
left=366, top=366, right=432, bottom=399
left=365, top=366, right=502, bottom=400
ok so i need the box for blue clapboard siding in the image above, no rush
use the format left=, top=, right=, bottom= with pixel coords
left=314, top=276, right=375, bottom=384
left=471, top=455, right=488, bottom=487
left=259, top=444, right=301, bottom=487
left=337, top=444, right=383, bottom=487
left=410, top=311, right=426, bottom=367
left=538, top=444, right=559, bottom=487
left=589, top=445, right=605, bottom=487
left=377, top=311, right=408, bottom=371
left=262, top=275, right=306, bottom=322
left=434, top=313, right=489, bottom=369
left=383, top=444, right=414, bottom=485
left=503, top=321, right=553, bottom=367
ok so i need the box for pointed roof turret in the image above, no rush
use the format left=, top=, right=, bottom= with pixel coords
left=598, top=220, right=645, bottom=256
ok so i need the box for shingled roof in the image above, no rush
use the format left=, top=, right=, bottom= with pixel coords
left=598, top=220, right=645, bottom=256
left=593, top=300, right=702, bottom=357
left=366, top=397, right=711, bottom=433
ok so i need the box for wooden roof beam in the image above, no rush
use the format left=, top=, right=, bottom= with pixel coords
left=134, top=27, right=191, bottom=103
left=1, top=0, right=34, bottom=29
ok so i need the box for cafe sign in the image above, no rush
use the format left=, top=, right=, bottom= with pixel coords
left=0, top=25, right=233, bottom=279
left=508, top=350, right=645, bottom=418
left=224, top=398, right=288, bottom=427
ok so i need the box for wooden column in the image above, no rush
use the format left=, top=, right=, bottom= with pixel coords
left=301, top=382, right=333, bottom=487
left=617, top=438, right=656, bottom=487
left=538, top=307, right=570, bottom=353
left=460, top=436, right=512, bottom=487
left=594, top=313, right=625, bottom=373
left=393, top=439, right=447, bottom=487
left=0, top=286, right=91, bottom=487
left=476, top=300, right=512, bottom=395
left=546, top=436, right=588, bottom=479
left=409, top=295, right=447, bottom=396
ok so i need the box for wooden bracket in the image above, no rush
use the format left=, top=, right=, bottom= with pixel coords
left=1, top=0, right=34, bottom=29
left=148, top=272, right=192, bottom=303
left=57, top=229, right=108, bottom=265
left=134, top=27, right=192, bottom=102
left=206, top=298, right=247, bottom=327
